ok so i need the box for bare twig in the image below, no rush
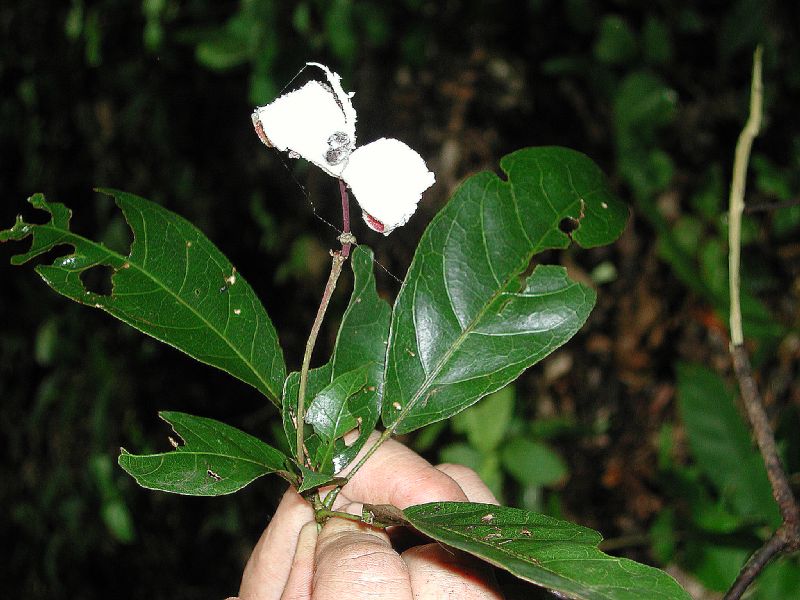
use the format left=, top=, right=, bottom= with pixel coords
left=730, top=347, right=800, bottom=527
left=723, top=46, right=800, bottom=600
left=728, top=45, right=763, bottom=347
left=724, top=527, right=792, bottom=600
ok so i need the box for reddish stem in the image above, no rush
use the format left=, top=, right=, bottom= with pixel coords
left=339, top=179, right=352, bottom=258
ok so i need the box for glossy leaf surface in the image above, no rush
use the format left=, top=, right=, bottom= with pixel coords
left=283, top=363, right=332, bottom=465
left=118, top=412, right=290, bottom=496
left=400, top=502, right=691, bottom=600
left=305, top=364, right=371, bottom=468
left=283, top=246, right=390, bottom=475
left=1, top=191, right=286, bottom=405
left=383, top=148, right=627, bottom=434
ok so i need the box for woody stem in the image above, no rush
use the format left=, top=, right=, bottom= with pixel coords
left=296, top=252, right=345, bottom=466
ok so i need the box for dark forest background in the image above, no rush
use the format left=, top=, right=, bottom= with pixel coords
left=2, top=1, right=799, bottom=598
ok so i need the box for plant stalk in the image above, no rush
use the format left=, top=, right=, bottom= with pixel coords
left=339, top=179, right=353, bottom=258
left=728, top=45, right=762, bottom=347
left=296, top=252, right=345, bottom=466
left=723, top=45, right=800, bottom=600
left=296, top=180, right=355, bottom=469
left=314, top=508, right=363, bottom=524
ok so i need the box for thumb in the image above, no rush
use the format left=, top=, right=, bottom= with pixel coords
left=312, top=504, right=412, bottom=600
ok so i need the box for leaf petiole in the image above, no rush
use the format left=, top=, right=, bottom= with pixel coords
left=314, top=508, right=363, bottom=525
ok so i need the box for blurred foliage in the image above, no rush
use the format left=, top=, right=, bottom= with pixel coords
left=415, top=385, right=572, bottom=512
left=652, top=364, right=800, bottom=596
left=2, top=0, right=799, bottom=598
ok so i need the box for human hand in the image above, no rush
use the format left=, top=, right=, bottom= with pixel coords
left=234, top=433, right=503, bottom=599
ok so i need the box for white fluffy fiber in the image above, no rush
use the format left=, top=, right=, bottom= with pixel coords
left=253, top=63, right=435, bottom=234
left=342, top=138, right=436, bottom=235
left=253, top=80, right=355, bottom=178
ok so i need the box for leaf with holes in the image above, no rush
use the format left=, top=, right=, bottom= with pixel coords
left=383, top=147, right=627, bottom=434
left=0, top=191, right=286, bottom=405
left=118, top=412, right=292, bottom=495
left=376, top=502, right=691, bottom=600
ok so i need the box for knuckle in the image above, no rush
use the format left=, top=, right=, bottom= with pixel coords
left=392, top=465, right=466, bottom=506
left=437, top=462, right=480, bottom=481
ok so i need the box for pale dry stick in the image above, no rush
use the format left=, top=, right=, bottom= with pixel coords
left=723, top=45, right=800, bottom=600
left=728, top=45, right=763, bottom=348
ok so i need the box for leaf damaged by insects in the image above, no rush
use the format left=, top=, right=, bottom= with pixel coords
left=118, top=412, right=292, bottom=496
left=402, top=502, right=691, bottom=600
left=0, top=190, right=286, bottom=405
left=382, top=147, right=628, bottom=435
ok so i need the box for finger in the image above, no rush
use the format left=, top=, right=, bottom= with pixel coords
left=402, top=543, right=503, bottom=600
left=313, top=503, right=413, bottom=600
left=239, top=486, right=315, bottom=600
left=337, top=434, right=467, bottom=509
left=436, top=463, right=499, bottom=504
left=280, top=522, right=317, bottom=600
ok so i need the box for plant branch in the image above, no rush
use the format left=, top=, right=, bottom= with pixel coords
left=731, top=346, right=800, bottom=527
left=728, top=45, right=762, bottom=347
left=296, top=252, right=345, bottom=466
left=297, top=181, right=356, bottom=484
left=723, top=528, right=791, bottom=600
left=724, top=46, right=800, bottom=600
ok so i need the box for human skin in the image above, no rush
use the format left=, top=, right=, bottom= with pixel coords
left=233, top=433, right=504, bottom=600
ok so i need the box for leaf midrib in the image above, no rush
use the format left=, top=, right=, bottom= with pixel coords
left=413, top=521, right=648, bottom=600
left=37, top=222, right=280, bottom=404
left=387, top=178, right=560, bottom=432
left=125, top=449, right=281, bottom=474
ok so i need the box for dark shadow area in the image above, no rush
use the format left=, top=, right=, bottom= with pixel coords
left=2, top=1, right=799, bottom=599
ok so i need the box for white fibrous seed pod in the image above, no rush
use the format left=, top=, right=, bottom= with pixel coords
left=252, top=63, right=435, bottom=235
left=252, top=63, right=357, bottom=177
left=341, top=138, right=436, bottom=235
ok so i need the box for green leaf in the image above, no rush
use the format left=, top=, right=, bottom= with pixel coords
left=452, top=384, right=515, bottom=453
left=594, top=15, right=637, bottom=65
left=1, top=191, right=286, bottom=405
left=684, top=542, right=748, bottom=592
left=382, top=147, right=627, bottom=434
left=118, top=412, right=290, bottom=496
left=642, top=17, right=673, bottom=65
left=753, top=558, right=800, bottom=599
left=325, top=0, right=357, bottom=63
left=501, top=438, right=568, bottom=487
left=306, top=366, right=369, bottom=440
left=439, top=444, right=505, bottom=501
left=282, top=363, right=332, bottom=463
left=283, top=246, right=390, bottom=473
left=295, top=466, right=342, bottom=494
left=676, top=363, right=780, bottom=526
left=399, top=502, right=691, bottom=600
left=195, top=31, right=251, bottom=70
left=326, top=245, right=391, bottom=469
left=305, top=364, right=372, bottom=469
left=615, top=72, right=678, bottom=129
